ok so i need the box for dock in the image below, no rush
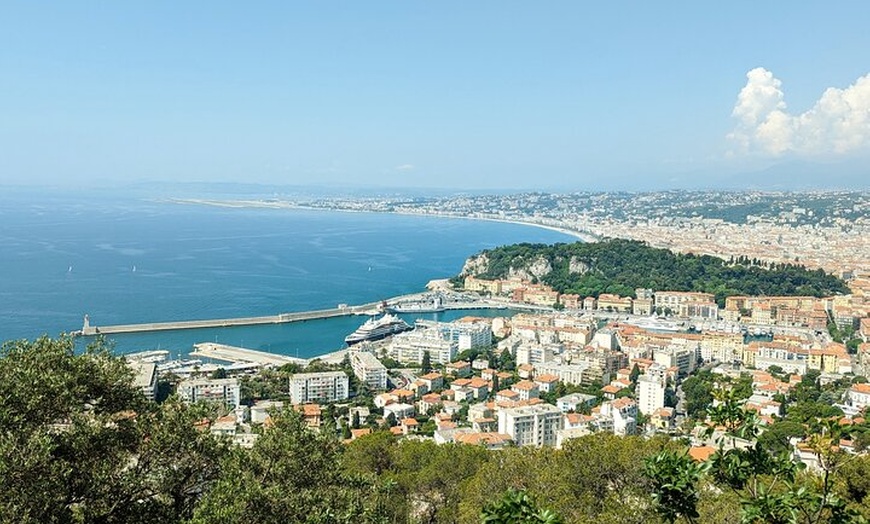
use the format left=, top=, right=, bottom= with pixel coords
left=190, top=342, right=306, bottom=367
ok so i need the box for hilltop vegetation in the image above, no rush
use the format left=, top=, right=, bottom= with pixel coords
left=2, top=337, right=870, bottom=523
left=460, top=239, right=849, bottom=306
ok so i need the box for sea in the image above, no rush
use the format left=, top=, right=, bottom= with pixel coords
left=0, top=189, right=574, bottom=359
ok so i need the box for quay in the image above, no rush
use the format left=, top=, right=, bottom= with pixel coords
left=190, top=342, right=306, bottom=367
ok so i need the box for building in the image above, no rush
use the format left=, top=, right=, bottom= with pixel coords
left=535, top=362, right=592, bottom=386
left=515, top=343, right=556, bottom=366
left=250, top=400, right=284, bottom=424
left=848, top=383, right=870, bottom=411
left=446, top=360, right=472, bottom=377
left=498, top=404, right=563, bottom=447
left=128, top=360, right=158, bottom=401
left=511, top=380, right=540, bottom=401
left=600, top=397, right=637, bottom=436
left=178, top=377, right=241, bottom=409
left=420, top=319, right=493, bottom=351
left=652, top=345, right=698, bottom=377
left=350, top=350, right=388, bottom=391
left=637, top=364, right=667, bottom=416
left=597, top=293, right=633, bottom=313
left=289, top=371, right=349, bottom=404
left=464, top=276, right=502, bottom=295
left=556, top=393, right=597, bottom=413
left=655, top=291, right=715, bottom=316
left=388, top=329, right=457, bottom=365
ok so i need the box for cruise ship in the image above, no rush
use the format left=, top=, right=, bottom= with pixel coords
left=345, top=313, right=413, bottom=345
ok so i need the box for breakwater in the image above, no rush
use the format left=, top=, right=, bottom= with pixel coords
left=79, top=302, right=382, bottom=336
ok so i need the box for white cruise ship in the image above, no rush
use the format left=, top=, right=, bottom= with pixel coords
left=345, top=314, right=412, bottom=345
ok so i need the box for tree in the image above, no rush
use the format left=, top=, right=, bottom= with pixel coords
left=480, top=489, right=563, bottom=524
left=191, top=409, right=387, bottom=523
left=422, top=351, right=432, bottom=374
left=0, top=336, right=228, bottom=524
left=645, top=450, right=707, bottom=523
left=646, top=384, right=865, bottom=524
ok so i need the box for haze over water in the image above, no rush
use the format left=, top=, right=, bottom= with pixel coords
left=0, top=192, right=573, bottom=357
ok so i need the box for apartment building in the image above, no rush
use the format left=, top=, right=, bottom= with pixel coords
left=178, top=377, right=241, bottom=409
left=349, top=350, right=388, bottom=391
left=498, top=404, right=563, bottom=447
left=388, top=329, right=457, bottom=365
left=637, top=364, right=667, bottom=416
left=289, top=371, right=349, bottom=404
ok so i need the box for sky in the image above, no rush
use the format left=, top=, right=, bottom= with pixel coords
left=1, top=2, right=869, bottom=191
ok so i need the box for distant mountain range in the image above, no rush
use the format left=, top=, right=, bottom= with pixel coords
left=721, top=158, right=870, bottom=191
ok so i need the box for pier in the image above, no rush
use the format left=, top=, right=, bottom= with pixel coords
left=190, top=342, right=306, bottom=366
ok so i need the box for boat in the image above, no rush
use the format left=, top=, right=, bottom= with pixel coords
left=623, top=316, right=683, bottom=332
left=345, top=313, right=412, bottom=345
left=390, top=293, right=446, bottom=313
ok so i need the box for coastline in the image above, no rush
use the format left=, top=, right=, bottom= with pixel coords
left=168, top=198, right=599, bottom=243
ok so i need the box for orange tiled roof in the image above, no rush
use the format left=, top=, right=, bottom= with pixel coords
left=688, top=446, right=716, bottom=462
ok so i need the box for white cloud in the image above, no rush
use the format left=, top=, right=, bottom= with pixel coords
left=728, top=67, right=870, bottom=156
left=395, top=164, right=415, bottom=171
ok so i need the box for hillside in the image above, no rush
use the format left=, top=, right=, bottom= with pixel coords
left=458, top=238, right=849, bottom=306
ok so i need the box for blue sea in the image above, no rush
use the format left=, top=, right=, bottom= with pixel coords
left=0, top=190, right=573, bottom=358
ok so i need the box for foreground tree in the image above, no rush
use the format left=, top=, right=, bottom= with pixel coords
left=190, top=409, right=389, bottom=524
left=0, top=336, right=227, bottom=523
left=480, top=489, right=563, bottom=524
left=645, top=386, right=866, bottom=524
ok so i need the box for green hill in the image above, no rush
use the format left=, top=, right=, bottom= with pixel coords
left=458, top=238, right=849, bottom=306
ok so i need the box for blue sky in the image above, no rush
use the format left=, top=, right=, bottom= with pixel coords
left=1, top=2, right=869, bottom=190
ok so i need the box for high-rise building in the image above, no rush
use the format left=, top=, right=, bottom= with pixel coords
left=637, top=364, right=667, bottom=415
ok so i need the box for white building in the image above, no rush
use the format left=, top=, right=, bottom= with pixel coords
left=413, top=319, right=492, bottom=351
left=556, top=393, right=597, bottom=413
left=178, top=377, right=241, bottom=409
left=350, top=350, right=388, bottom=391
left=535, top=362, right=591, bottom=386
left=637, top=364, right=667, bottom=416
left=383, top=402, right=415, bottom=421
left=128, top=360, right=158, bottom=401
left=498, top=403, right=563, bottom=447
left=289, top=371, right=349, bottom=404
left=250, top=400, right=284, bottom=424
left=848, top=383, right=870, bottom=410
left=652, top=345, right=699, bottom=377
left=388, top=329, right=457, bottom=365
left=599, top=398, right=637, bottom=436
left=515, top=343, right=557, bottom=366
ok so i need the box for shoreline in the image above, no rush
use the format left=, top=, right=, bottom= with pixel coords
left=168, top=198, right=599, bottom=243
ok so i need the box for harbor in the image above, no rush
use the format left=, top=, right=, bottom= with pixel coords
left=76, top=290, right=519, bottom=337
